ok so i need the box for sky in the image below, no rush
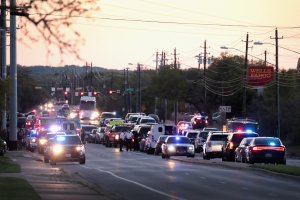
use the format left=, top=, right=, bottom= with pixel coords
left=16, top=0, right=300, bottom=70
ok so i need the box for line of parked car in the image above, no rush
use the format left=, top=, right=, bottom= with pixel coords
left=84, top=113, right=287, bottom=165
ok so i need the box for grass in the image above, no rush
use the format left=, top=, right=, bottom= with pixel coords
left=252, top=164, right=300, bottom=176
left=0, top=156, right=21, bottom=173
left=0, top=177, right=41, bottom=200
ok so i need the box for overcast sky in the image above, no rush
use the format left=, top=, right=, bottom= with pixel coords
left=17, top=0, right=300, bottom=70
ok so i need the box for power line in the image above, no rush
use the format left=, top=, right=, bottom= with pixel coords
left=28, top=13, right=300, bottom=29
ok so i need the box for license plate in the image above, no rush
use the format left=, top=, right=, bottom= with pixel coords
left=65, top=154, right=71, bottom=158
left=265, top=153, right=272, bottom=158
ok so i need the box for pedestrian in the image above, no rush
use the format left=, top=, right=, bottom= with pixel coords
left=119, top=131, right=125, bottom=152
left=17, top=128, right=24, bottom=150
left=125, top=130, right=133, bottom=151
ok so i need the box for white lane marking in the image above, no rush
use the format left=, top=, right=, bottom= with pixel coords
left=185, top=173, right=190, bottom=176
left=82, top=166, right=187, bottom=200
left=219, top=181, right=226, bottom=184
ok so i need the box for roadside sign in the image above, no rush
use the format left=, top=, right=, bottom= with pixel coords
left=125, top=88, right=134, bottom=92
left=219, top=106, right=231, bottom=113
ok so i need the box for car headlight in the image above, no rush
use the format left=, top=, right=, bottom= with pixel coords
left=75, top=145, right=85, bottom=151
left=39, top=138, right=47, bottom=145
left=115, top=134, right=119, bottom=140
left=168, top=145, right=176, bottom=152
left=91, top=111, right=99, bottom=120
left=188, top=146, right=194, bottom=151
left=53, top=145, right=63, bottom=154
left=31, top=138, right=36, bottom=142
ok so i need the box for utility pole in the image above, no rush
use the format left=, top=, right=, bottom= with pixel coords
left=203, top=40, right=207, bottom=107
left=126, top=68, right=131, bottom=113
left=264, top=50, right=267, bottom=67
left=271, top=28, right=283, bottom=139
left=242, top=33, right=252, bottom=118
left=135, top=63, right=141, bottom=112
left=1, top=0, right=7, bottom=131
left=155, top=51, right=158, bottom=115
left=9, top=0, right=18, bottom=149
left=90, top=62, right=93, bottom=86
left=174, top=48, right=178, bottom=125
left=123, top=68, right=127, bottom=116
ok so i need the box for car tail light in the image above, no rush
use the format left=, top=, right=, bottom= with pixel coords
left=253, top=146, right=285, bottom=152
left=229, top=142, right=234, bottom=150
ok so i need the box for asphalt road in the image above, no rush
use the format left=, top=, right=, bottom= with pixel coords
left=34, top=143, right=300, bottom=200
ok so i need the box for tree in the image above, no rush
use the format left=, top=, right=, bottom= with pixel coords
left=18, top=0, right=100, bottom=62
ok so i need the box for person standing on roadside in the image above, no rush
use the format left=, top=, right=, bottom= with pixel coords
left=119, top=131, right=125, bottom=152
left=125, top=130, right=133, bottom=151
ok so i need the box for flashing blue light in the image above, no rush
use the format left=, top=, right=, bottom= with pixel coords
left=269, top=142, right=276, bottom=146
left=56, top=136, right=66, bottom=141
left=176, top=136, right=180, bottom=141
left=246, top=129, right=252, bottom=133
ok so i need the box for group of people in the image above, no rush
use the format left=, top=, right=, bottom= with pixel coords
left=119, top=130, right=138, bottom=152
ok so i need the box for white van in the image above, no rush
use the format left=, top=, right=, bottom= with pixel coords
left=144, top=124, right=177, bottom=154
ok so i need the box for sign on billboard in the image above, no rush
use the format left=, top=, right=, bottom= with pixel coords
left=247, top=66, right=274, bottom=87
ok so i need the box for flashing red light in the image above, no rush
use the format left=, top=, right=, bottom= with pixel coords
left=236, top=129, right=243, bottom=133
left=109, top=90, right=113, bottom=94
left=80, top=92, right=84, bottom=96
left=64, top=91, right=68, bottom=95
left=93, top=92, right=97, bottom=95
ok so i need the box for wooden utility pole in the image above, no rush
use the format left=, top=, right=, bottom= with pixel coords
left=271, top=28, right=283, bottom=139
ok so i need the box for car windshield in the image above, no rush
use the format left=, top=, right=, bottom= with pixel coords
left=101, top=113, right=115, bottom=119
left=254, top=138, right=281, bottom=146
left=167, top=137, right=191, bottom=144
left=199, top=131, right=209, bottom=139
left=115, top=126, right=132, bottom=132
left=187, top=132, right=198, bottom=138
left=46, top=134, right=57, bottom=139
left=82, top=126, right=97, bottom=132
left=141, top=118, right=156, bottom=123
left=54, top=136, right=82, bottom=145
left=210, top=134, right=228, bottom=141
left=232, top=133, right=258, bottom=143
left=159, top=136, right=168, bottom=142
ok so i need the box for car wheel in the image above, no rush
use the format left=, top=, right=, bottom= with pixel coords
left=154, top=150, right=159, bottom=155
left=0, top=149, right=4, bottom=156
left=249, top=157, right=254, bottom=164
left=79, top=158, right=86, bottom=164
left=162, top=153, right=165, bottom=159
left=44, top=157, right=49, bottom=163
left=206, top=153, right=211, bottom=160
left=50, top=159, right=56, bottom=165
left=166, top=155, right=170, bottom=159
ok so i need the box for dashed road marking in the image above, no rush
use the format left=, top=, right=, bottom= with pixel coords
left=82, top=165, right=187, bottom=200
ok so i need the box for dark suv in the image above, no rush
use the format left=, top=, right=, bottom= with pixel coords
left=222, top=132, right=259, bottom=161
left=191, top=115, right=208, bottom=129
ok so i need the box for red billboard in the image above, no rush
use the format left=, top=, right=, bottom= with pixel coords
left=247, top=66, right=274, bottom=86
